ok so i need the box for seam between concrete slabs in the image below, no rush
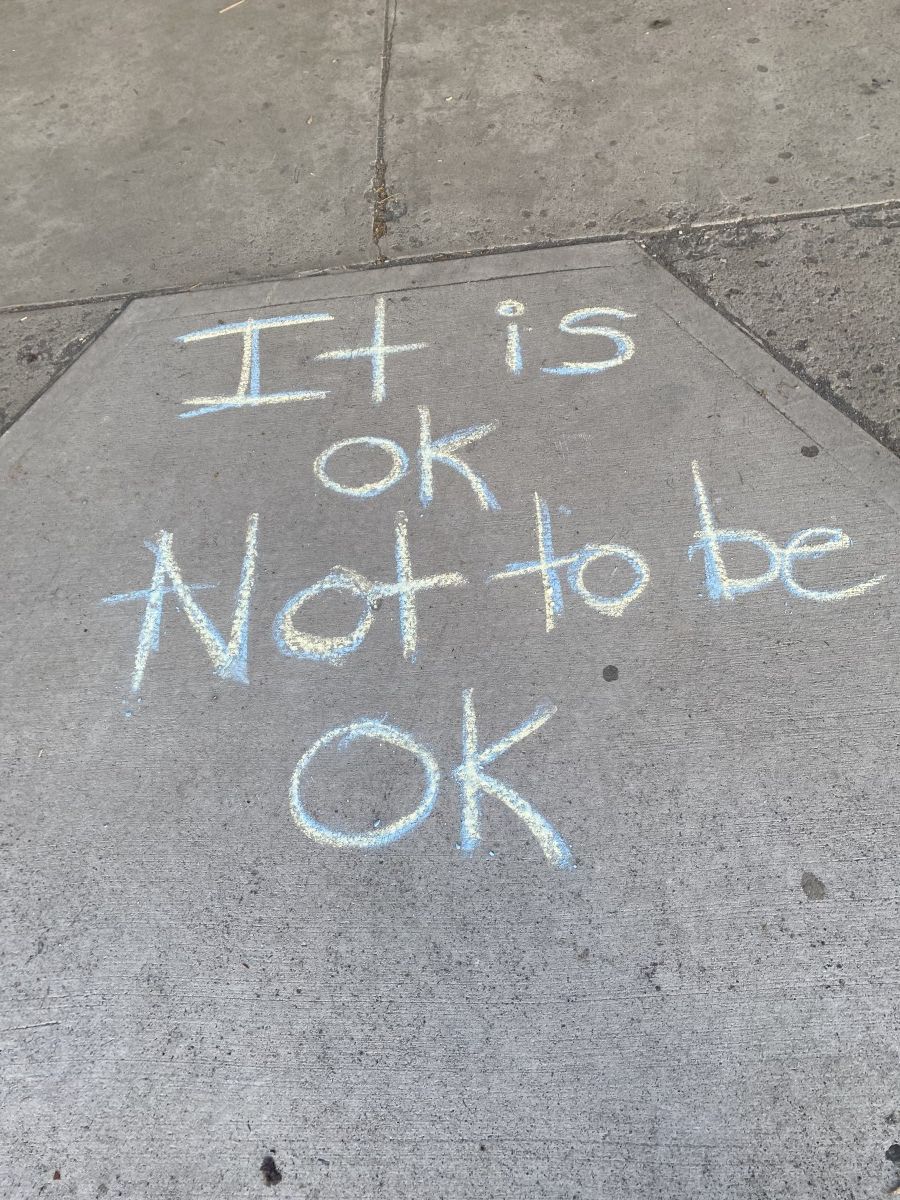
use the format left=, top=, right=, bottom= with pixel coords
left=3, top=197, right=898, bottom=316
left=0, top=303, right=128, bottom=438
left=638, top=237, right=900, bottom=462
left=635, top=248, right=900, bottom=518
left=371, top=0, right=399, bottom=258
left=3, top=231, right=899, bottom=482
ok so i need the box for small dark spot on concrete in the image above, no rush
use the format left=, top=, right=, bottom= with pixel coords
left=774, top=102, right=785, bottom=110
left=801, top=871, right=826, bottom=900
left=261, top=1155, right=282, bottom=1186
left=53, top=1170, right=61, bottom=1181
left=756, top=64, right=769, bottom=72
left=800, top=444, right=819, bottom=458
left=778, top=150, right=793, bottom=159
left=479, top=1143, right=487, bottom=1152
left=765, top=175, right=779, bottom=184
left=648, top=17, right=671, bottom=29
left=17, top=343, right=50, bottom=367
left=370, top=596, right=382, bottom=611
left=747, top=36, right=760, bottom=42
left=602, top=665, right=619, bottom=682
left=885, top=1143, right=900, bottom=1162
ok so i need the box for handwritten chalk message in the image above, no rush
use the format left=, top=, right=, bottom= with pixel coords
left=101, top=297, right=886, bottom=867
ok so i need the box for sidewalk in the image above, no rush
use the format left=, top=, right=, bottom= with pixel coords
left=2, top=0, right=898, bottom=447
left=1, top=5, right=899, bottom=1199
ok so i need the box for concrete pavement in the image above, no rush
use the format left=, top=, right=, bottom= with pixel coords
left=378, top=0, right=898, bottom=255
left=3, top=0, right=379, bottom=304
left=1, top=0, right=898, bottom=451
left=648, top=209, right=900, bottom=453
left=2, top=242, right=900, bottom=1199
left=2, top=2, right=900, bottom=1197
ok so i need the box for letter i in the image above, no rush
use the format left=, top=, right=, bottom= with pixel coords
left=496, top=300, right=525, bottom=375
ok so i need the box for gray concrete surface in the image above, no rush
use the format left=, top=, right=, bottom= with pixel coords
left=2, top=0, right=899, bottom=464
left=378, top=0, right=899, bottom=257
left=646, top=209, right=900, bottom=453
left=0, top=303, right=123, bottom=433
left=3, top=1, right=900, bottom=1195
left=2, top=0, right=381, bottom=307
left=2, top=245, right=899, bottom=1198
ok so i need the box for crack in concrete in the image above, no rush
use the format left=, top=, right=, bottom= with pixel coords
left=371, top=0, right=399, bottom=263
left=3, top=198, right=900, bottom=463
left=2, top=197, right=899, bottom=316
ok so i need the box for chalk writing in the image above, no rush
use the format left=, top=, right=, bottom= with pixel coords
left=289, top=690, right=571, bottom=866
left=418, top=406, right=500, bottom=512
left=490, top=493, right=649, bottom=631
left=456, top=688, right=572, bottom=868
left=312, top=409, right=501, bottom=511
left=104, top=514, right=259, bottom=692
left=273, top=568, right=374, bottom=664
left=104, top=455, right=887, bottom=701
left=496, top=299, right=525, bottom=375
left=176, top=313, right=332, bottom=418
left=690, top=461, right=886, bottom=602
left=273, top=511, right=467, bottom=664
left=782, top=529, right=886, bottom=601
left=542, top=306, right=636, bottom=376
left=314, top=436, right=410, bottom=499
left=103, top=292, right=893, bottom=874
left=174, top=299, right=637, bottom=422
left=290, top=719, right=440, bottom=849
left=315, top=295, right=427, bottom=405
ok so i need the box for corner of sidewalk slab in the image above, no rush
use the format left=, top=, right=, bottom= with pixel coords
left=6, top=204, right=900, bottom=468
left=0, top=302, right=126, bottom=435
left=643, top=208, right=900, bottom=456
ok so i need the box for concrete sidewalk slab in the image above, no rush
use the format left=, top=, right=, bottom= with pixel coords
left=1, top=0, right=380, bottom=307
left=0, top=302, right=123, bottom=433
left=647, top=208, right=900, bottom=454
left=380, top=0, right=899, bottom=257
left=1, top=244, right=898, bottom=1198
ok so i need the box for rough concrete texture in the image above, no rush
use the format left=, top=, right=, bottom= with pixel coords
left=0, top=303, right=124, bottom=433
left=646, top=209, right=900, bottom=453
left=1, top=0, right=381, bottom=306
left=378, top=0, right=898, bottom=257
left=3, top=0, right=900, bottom=466
left=2, top=245, right=899, bottom=1198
